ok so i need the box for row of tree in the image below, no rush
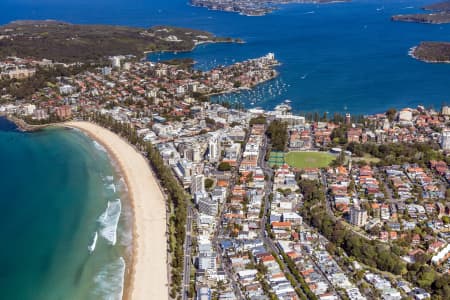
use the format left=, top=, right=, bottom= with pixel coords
left=267, top=120, right=288, bottom=151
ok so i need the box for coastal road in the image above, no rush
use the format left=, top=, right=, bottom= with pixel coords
left=182, top=205, right=193, bottom=300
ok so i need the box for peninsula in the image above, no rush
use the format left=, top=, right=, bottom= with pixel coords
left=392, top=0, right=450, bottom=24
left=0, top=20, right=236, bottom=63
left=190, top=0, right=350, bottom=16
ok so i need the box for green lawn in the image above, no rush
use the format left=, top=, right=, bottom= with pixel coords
left=285, top=151, right=335, bottom=169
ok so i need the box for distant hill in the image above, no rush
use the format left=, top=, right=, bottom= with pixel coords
left=0, top=20, right=234, bottom=63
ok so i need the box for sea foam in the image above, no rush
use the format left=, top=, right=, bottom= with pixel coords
left=88, top=231, right=98, bottom=253
left=107, top=183, right=116, bottom=193
left=98, top=199, right=121, bottom=245
left=93, top=257, right=126, bottom=300
left=93, top=140, right=107, bottom=153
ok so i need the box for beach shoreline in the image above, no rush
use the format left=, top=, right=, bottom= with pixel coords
left=62, top=121, right=168, bottom=300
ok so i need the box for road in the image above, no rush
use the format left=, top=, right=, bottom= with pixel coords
left=182, top=205, right=194, bottom=300
left=210, top=129, right=250, bottom=300
left=258, top=135, right=311, bottom=299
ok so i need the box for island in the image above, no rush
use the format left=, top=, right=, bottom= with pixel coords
left=410, top=42, right=450, bottom=63
left=391, top=1, right=450, bottom=63
left=423, top=0, right=450, bottom=11
left=190, top=0, right=350, bottom=16
left=0, top=20, right=237, bottom=63
left=392, top=0, right=450, bottom=24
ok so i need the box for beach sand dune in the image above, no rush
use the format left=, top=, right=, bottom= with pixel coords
left=64, top=121, right=168, bottom=300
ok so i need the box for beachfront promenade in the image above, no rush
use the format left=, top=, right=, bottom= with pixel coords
left=64, top=121, right=168, bottom=300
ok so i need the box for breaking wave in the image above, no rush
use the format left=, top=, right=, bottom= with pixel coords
left=88, top=231, right=98, bottom=253
left=93, top=140, right=107, bottom=153
left=98, top=199, right=121, bottom=245
left=107, top=183, right=116, bottom=193
left=92, top=257, right=126, bottom=300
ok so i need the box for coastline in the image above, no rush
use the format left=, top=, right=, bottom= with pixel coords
left=61, top=121, right=168, bottom=300
left=143, top=39, right=244, bottom=56
left=408, top=46, right=450, bottom=64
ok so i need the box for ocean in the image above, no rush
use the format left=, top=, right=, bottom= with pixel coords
left=0, top=118, right=132, bottom=300
left=0, top=0, right=449, bottom=298
left=1, top=0, right=450, bottom=114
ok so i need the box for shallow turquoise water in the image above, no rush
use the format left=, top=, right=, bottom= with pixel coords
left=0, top=119, right=132, bottom=300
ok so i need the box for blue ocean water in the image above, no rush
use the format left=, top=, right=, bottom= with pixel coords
left=1, top=0, right=449, bottom=114
left=0, top=119, right=132, bottom=299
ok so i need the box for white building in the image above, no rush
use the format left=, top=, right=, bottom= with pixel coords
left=441, top=129, right=450, bottom=150
left=191, top=174, right=205, bottom=195
left=111, top=56, right=121, bottom=69
left=198, top=196, right=218, bottom=216
left=350, top=206, right=368, bottom=227
left=208, top=133, right=221, bottom=163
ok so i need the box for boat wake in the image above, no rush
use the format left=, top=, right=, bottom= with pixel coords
left=93, top=257, right=126, bottom=300
left=98, top=199, right=122, bottom=245
left=88, top=231, right=98, bottom=253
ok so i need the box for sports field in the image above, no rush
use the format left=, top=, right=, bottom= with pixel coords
left=285, top=151, right=335, bottom=169
left=268, top=151, right=285, bottom=167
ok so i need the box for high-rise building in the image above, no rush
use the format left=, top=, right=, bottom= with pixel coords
left=191, top=174, right=205, bottom=195
left=198, top=196, right=218, bottom=216
left=198, top=252, right=216, bottom=271
left=441, top=129, right=450, bottom=150
left=442, top=106, right=450, bottom=116
left=111, top=56, right=121, bottom=69
left=350, top=205, right=368, bottom=227
left=208, top=134, right=221, bottom=163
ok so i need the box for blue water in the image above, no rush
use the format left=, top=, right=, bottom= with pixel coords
left=1, top=0, right=450, bottom=114
left=0, top=119, right=132, bottom=299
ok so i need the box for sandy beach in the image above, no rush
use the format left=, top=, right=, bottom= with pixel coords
left=64, top=121, right=168, bottom=300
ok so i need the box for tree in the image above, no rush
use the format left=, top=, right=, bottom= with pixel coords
left=218, top=162, right=231, bottom=172
left=250, top=115, right=267, bottom=125
left=386, top=108, right=397, bottom=122
left=267, top=120, right=288, bottom=151
left=205, top=178, right=214, bottom=190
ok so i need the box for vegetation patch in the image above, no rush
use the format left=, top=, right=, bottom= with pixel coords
left=0, top=20, right=235, bottom=63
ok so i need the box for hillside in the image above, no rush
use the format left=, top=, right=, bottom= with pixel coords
left=0, top=20, right=234, bottom=63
